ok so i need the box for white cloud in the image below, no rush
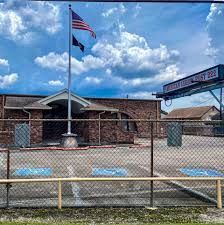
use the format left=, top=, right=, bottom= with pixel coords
left=102, top=64, right=183, bottom=92
left=0, top=58, right=9, bottom=67
left=85, top=76, right=102, bottom=84
left=0, top=1, right=61, bottom=43
left=189, top=92, right=214, bottom=106
left=48, top=80, right=64, bottom=86
left=206, top=3, right=223, bottom=23
left=20, top=2, right=61, bottom=35
left=119, top=3, right=126, bottom=14
left=0, top=10, right=27, bottom=42
left=162, top=92, right=216, bottom=113
left=35, top=52, right=105, bottom=75
left=91, top=30, right=181, bottom=82
left=0, top=58, right=18, bottom=88
left=35, top=52, right=68, bottom=73
left=35, top=25, right=181, bottom=91
left=0, top=73, right=18, bottom=88
left=205, top=3, right=224, bottom=62
left=128, top=91, right=155, bottom=99
left=102, top=8, right=117, bottom=17
left=151, top=64, right=183, bottom=83
left=106, top=68, right=112, bottom=75
left=133, top=4, right=142, bottom=18
left=125, top=65, right=183, bottom=87
left=102, top=3, right=126, bottom=17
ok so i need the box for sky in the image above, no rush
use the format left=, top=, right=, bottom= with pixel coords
left=0, top=0, right=224, bottom=111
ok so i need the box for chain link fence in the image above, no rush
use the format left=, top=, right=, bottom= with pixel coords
left=0, top=119, right=223, bottom=208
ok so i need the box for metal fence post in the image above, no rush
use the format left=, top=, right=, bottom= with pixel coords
left=150, top=122, right=154, bottom=207
left=58, top=180, right=62, bottom=210
left=6, top=148, right=11, bottom=208
left=98, top=117, right=101, bottom=145
left=216, top=179, right=222, bottom=209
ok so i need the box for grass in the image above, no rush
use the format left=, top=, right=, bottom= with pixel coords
left=0, top=207, right=223, bottom=225
left=0, top=223, right=223, bottom=225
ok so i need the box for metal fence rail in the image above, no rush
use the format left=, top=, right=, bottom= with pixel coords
left=0, top=176, right=223, bottom=209
left=0, top=119, right=223, bottom=208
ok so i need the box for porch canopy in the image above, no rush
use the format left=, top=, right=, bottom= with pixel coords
left=38, top=89, right=118, bottom=115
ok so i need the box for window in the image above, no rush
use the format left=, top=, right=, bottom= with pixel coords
left=120, top=113, right=137, bottom=132
left=111, top=112, right=118, bottom=125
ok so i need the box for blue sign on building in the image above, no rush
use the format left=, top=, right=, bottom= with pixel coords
left=92, top=168, right=128, bottom=177
left=180, top=168, right=224, bottom=177
left=14, top=168, right=53, bottom=176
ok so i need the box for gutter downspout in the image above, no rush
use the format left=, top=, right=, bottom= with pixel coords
left=156, top=101, right=160, bottom=137
left=98, top=111, right=105, bottom=145
left=23, top=108, right=31, bottom=146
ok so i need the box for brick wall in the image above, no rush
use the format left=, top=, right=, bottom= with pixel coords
left=0, top=109, right=28, bottom=146
left=86, top=98, right=160, bottom=119
left=0, top=109, right=43, bottom=146
left=0, top=95, right=161, bottom=146
left=0, top=106, right=13, bottom=146
left=0, top=96, right=5, bottom=144
left=30, top=110, right=43, bottom=144
left=86, top=98, right=161, bottom=138
left=0, top=95, right=3, bottom=119
left=86, top=111, right=135, bottom=144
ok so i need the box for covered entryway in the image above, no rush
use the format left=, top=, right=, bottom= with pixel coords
left=38, top=90, right=91, bottom=144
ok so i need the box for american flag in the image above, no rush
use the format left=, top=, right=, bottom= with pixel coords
left=72, top=10, right=96, bottom=38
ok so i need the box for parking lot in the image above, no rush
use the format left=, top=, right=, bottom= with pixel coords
left=0, top=135, right=223, bottom=207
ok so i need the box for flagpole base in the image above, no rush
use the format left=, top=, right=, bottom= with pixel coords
left=61, top=133, right=78, bottom=148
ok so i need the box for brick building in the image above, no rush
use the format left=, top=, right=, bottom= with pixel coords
left=164, top=106, right=220, bottom=136
left=164, top=106, right=219, bottom=121
left=0, top=89, right=161, bottom=146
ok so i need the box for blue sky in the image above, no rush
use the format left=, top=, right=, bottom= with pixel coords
left=0, top=0, right=223, bottom=111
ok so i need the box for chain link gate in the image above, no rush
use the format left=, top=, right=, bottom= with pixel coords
left=15, top=123, right=30, bottom=148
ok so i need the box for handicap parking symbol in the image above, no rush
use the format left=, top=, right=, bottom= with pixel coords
left=92, top=168, right=128, bottom=177
left=14, top=168, right=53, bottom=176
left=180, top=168, right=224, bottom=177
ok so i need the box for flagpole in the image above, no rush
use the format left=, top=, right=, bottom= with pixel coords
left=67, top=4, right=72, bottom=134
left=61, top=5, right=78, bottom=148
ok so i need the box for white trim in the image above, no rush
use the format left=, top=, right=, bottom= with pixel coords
left=38, top=89, right=91, bottom=107
left=4, top=106, right=23, bottom=109
left=81, top=108, right=119, bottom=112
left=4, top=106, right=52, bottom=110
left=24, top=107, right=52, bottom=110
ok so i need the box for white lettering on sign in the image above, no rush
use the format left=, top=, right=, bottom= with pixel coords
left=164, top=67, right=219, bottom=93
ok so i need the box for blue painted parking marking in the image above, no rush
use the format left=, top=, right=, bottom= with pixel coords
left=14, top=168, right=53, bottom=176
left=92, top=168, right=128, bottom=176
left=180, top=168, right=224, bottom=177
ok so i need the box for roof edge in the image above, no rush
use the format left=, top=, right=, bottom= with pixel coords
left=85, top=96, right=161, bottom=101
left=81, top=108, right=119, bottom=112
left=38, top=89, right=92, bottom=106
left=4, top=106, right=52, bottom=110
